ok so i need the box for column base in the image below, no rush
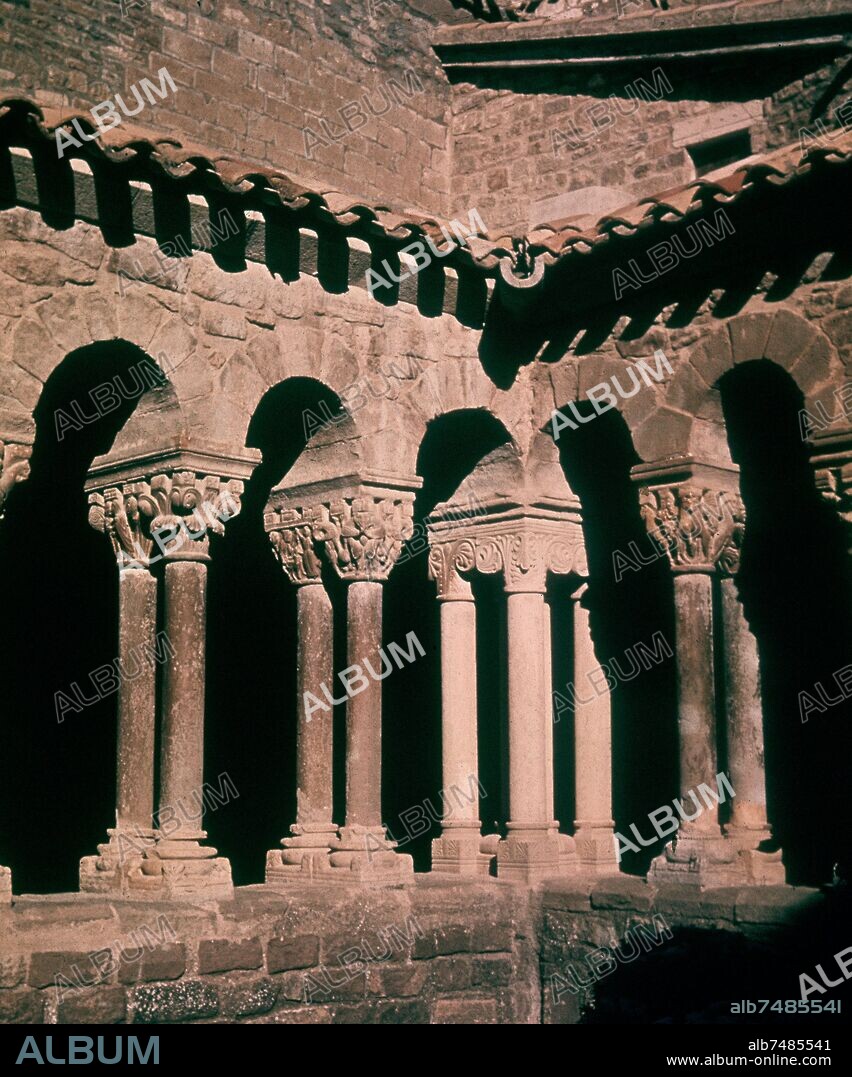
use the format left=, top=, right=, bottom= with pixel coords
left=0, top=865, right=10, bottom=904
left=137, top=830, right=233, bottom=899
left=649, top=824, right=777, bottom=889
left=266, top=823, right=339, bottom=884
left=496, top=826, right=565, bottom=884
left=724, top=825, right=786, bottom=885
left=325, top=825, right=414, bottom=884
left=571, top=821, right=620, bottom=875
left=431, top=826, right=493, bottom=876
left=79, top=828, right=161, bottom=895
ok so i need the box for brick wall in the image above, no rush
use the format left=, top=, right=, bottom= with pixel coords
left=0, top=0, right=453, bottom=213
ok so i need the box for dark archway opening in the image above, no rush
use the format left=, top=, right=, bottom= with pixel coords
left=0, top=342, right=166, bottom=893
left=719, top=360, right=852, bottom=885
left=383, top=409, right=511, bottom=871
left=550, top=403, right=678, bottom=875
left=205, top=378, right=346, bottom=886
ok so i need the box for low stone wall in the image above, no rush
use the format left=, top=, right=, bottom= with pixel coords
left=2, top=876, right=844, bottom=1024
left=0, top=879, right=540, bottom=1025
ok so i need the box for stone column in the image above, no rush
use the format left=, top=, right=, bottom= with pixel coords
left=571, top=585, right=618, bottom=873
left=80, top=487, right=160, bottom=894
left=0, top=441, right=31, bottom=902
left=720, top=577, right=785, bottom=883
left=142, top=472, right=241, bottom=898
left=428, top=541, right=490, bottom=875
left=265, top=518, right=337, bottom=882
left=312, top=492, right=415, bottom=880
left=497, top=558, right=565, bottom=882
left=642, top=484, right=749, bottom=887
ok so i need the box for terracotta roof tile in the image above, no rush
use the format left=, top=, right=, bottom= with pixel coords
left=1, top=95, right=851, bottom=281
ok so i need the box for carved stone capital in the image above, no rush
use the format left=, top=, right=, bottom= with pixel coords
left=89, top=471, right=243, bottom=567
left=0, top=441, right=32, bottom=519
left=815, top=463, right=852, bottom=556
left=428, top=515, right=587, bottom=595
left=267, top=492, right=415, bottom=583
left=639, top=483, right=745, bottom=575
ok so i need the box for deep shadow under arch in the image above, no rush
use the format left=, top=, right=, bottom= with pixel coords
left=205, top=377, right=347, bottom=885
left=549, top=403, right=678, bottom=875
left=0, top=341, right=169, bottom=893
left=383, top=409, right=512, bottom=871
left=718, top=360, right=852, bottom=885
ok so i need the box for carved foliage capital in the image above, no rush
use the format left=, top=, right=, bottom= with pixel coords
left=0, top=441, right=32, bottom=519
left=428, top=525, right=587, bottom=595
left=268, top=495, right=415, bottom=583
left=639, top=484, right=745, bottom=575
left=89, top=471, right=243, bottom=567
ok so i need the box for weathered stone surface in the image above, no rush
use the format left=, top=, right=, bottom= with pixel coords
left=57, top=986, right=127, bottom=1024
left=0, top=988, right=45, bottom=1023
left=118, top=945, right=186, bottom=985
left=220, top=977, right=278, bottom=1018
left=432, top=998, right=498, bottom=1024
left=198, top=938, right=263, bottom=974
left=267, top=936, right=320, bottom=973
left=132, top=981, right=219, bottom=1023
left=28, top=952, right=98, bottom=990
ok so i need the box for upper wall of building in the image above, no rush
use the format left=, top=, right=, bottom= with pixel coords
left=439, top=0, right=852, bottom=234
left=0, top=0, right=458, bottom=215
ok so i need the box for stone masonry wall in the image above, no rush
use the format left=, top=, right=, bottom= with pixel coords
left=0, top=877, right=840, bottom=1024
left=449, top=55, right=851, bottom=235
left=0, top=0, right=452, bottom=214
left=0, top=880, right=539, bottom=1025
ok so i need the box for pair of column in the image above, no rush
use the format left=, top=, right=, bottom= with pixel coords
left=80, top=473, right=241, bottom=897
left=266, top=492, right=415, bottom=883
left=428, top=531, right=618, bottom=883
left=643, top=484, right=784, bottom=887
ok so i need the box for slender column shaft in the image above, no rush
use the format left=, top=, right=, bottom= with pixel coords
left=673, top=572, right=719, bottom=832
left=115, top=567, right=157, bottom=830
left=543, top=598, right=555, bottom=826
left=721, top=577, right=769, bottom=831
left=160, top=559, right=207, bottom=833
left=506, top=591, right=550, bottom=831
left=345, top=580, right=384, bottom=828
left=572, top=593, right=613, bottom=829
left=295, top=583, right=334, bottom=827
left=439, top=596, right=480, bottom=828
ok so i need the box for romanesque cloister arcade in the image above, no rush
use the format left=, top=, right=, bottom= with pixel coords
left=2, top=289, right=850, bottom=902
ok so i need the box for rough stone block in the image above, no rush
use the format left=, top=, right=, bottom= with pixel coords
left=367, top=963, right=428, bottom=997
left=119, top=945, right=186, bottom=985
left=28, top=952, right=96, bottom=990
left=220, top=977, right=278, bottom=1018
left=198, top=938, right=263, bottom=974
left=0, top=988, right=45, bottom=1023
left=432, top=997, right=499, bottom=1024
left=132, top=981, right=219, bottom=1023
left=57, top=986, right=127, bottom=1025
left=267, top=936, right=320, bottom=973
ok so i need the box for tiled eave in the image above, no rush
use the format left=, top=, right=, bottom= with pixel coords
left=1, top=97, right=851, bottom=334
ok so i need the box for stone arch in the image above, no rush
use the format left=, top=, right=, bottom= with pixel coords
left=641, top=309, right=845, bottom=466
left=1, top=286, right=197, bottom=446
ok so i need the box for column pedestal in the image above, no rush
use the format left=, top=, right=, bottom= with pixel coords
left=145, top=556, right=232, bottom=898
left=497, top=591, right=565, bottom=883
left=720, top=577, right=785, bottom=885
left=267, top=584, right=338, bottom=883
left=328, top=581, right=412, bottom=883
left=80, top=567, right=160, bottom=895
left=431, top=594, right=491, bottom=876
left=650, top=572, right=739, bottom=888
